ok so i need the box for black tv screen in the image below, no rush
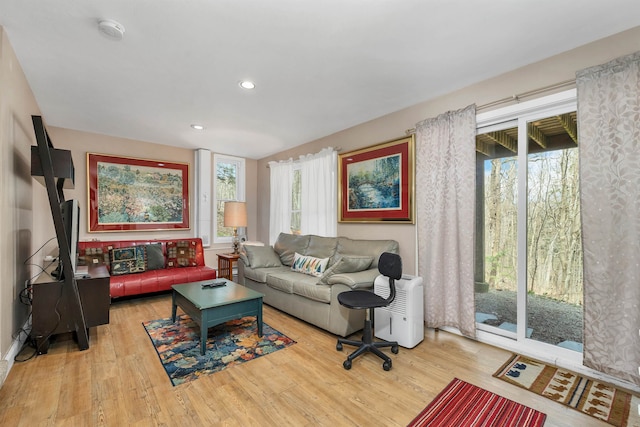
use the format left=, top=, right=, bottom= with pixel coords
left=59, top=199, right=80, bottom=276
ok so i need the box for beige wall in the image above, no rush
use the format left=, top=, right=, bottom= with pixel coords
left=0, top=27, right=42, bottom=364
left=46, top=127, right=259, bottom=268
left=257, top=26, right=640, bottom=276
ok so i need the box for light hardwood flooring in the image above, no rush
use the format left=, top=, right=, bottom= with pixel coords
left=0, top=293, right=609, bottom=426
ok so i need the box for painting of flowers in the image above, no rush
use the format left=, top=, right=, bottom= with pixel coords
left=88, top=153, right=190, bottom=231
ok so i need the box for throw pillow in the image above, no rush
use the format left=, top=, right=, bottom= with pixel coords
left=291, top=252, right=329, bottom=277
left=244, top=245, right=282, bottom=268
left=110, top=246, right=147, bottom=276
left=166, top=240, right=198, bottom=268
left=145, top=243, right=165, bottom=271
left=317, top=255, right=374, bottom=284
left=83, top=246, right=108, bottom=268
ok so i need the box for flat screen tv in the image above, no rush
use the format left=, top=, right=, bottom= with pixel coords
left=56, top=199, right=80, bottom=279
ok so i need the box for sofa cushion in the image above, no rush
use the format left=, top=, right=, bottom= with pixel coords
left=244, top=245, right=282, bottom=268
left=305, top=235, right=338, bottom=260
left=292, top=279, right=331, bottom=303
left=145, top=243, right=165, bottom=271
left=274, top=233, right=310, bottom=266
left=244, top=265, right=289, bottom=283
left=110, top=246, right=147, bottom=276
left=291, top=252, right=329, bottom=277
left=317, top=255, right=374, bottom=284
left=166, top=240, right=198, bottom=268
left=265, top=271, right=298, bottom=293
left=336, top=237, right=399, bottom=268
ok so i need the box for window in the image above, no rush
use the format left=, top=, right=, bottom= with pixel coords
left=269, top=147, right=337, bottom=243
left=474, top=89, right=583, bottom=357
left=290, top=167, right=301, bottom=234
left=213, top=154, right=245, bottom=243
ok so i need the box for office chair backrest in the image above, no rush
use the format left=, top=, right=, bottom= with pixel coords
left=378, top=252, right=402, bottom=305
left=378, top=252, right=402, bottom=280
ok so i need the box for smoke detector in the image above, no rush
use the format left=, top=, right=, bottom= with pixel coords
left=98, top=19, right=125, bottom=41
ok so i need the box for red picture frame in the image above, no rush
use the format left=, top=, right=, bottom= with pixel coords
left=87, top=153, right=190, bottom=232
left=338, top=135, right=415, bottom=223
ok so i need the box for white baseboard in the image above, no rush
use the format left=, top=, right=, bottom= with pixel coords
left=1, top=315, right=31, bottom=387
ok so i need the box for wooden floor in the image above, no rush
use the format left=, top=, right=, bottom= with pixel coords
left=0, top=293, right=609, bottom=426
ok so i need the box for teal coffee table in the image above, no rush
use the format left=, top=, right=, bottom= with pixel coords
left=171, top=279, right=264, bottom=355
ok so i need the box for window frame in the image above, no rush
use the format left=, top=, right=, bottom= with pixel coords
left=213, top=154, right=246, bottom=244
left=474, top=88, right=580, bottom=365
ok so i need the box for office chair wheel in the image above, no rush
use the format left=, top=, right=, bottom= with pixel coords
left=391, top=345, right=399, bottom=354
left=343, top=360, right=352, bottom=370
left=336, top=342, right=343, bottom=351
left=383, top=360, right=392, bottom=371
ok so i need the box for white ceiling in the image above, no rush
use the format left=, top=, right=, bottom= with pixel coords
left=1, top=1, right=640, bottom=159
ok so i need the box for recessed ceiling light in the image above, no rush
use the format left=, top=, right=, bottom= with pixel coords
left=239, top=80, right=256, bottom=90
left=191, top=124, right=204, bottom=130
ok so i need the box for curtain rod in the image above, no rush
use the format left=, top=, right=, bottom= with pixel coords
left=266, top=147, right=342, bottom=167
left=404, top=78, right=576, bottom=135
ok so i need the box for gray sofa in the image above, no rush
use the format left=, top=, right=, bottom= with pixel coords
left=237, top=233, right=399, bottom=337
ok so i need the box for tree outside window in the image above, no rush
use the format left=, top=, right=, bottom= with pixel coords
left=213, top=154, right=245, bottom=243
left=291, top=168, right=301, bottom=234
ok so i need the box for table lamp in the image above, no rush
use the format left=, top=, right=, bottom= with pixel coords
left=223, top=201, right=247, bottom=254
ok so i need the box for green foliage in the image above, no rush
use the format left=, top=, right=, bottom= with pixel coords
left=216, top=163, right=238, bottom=237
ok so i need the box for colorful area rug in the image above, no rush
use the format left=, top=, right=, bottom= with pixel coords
left=494, top=354, right=640, bottom=427
left=142, top=315, right=296, bottom=386
left=407, top=378, right=546, bottom=427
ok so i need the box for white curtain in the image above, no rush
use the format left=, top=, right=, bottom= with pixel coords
left=415, top=105, right=477, bottom=338
left=268, top=158, right=293, bottom=245
left=300, top=147, right=337, bottom=237
left=577, top=51, right=640, bottom=385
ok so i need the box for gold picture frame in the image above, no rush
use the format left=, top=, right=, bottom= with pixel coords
left=338, top=135, right=415, bottom=223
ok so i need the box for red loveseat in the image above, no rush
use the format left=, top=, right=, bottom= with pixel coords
left=78, top=238, right=216, bottom=298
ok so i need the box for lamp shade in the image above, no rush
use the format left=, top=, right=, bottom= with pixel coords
left=223, top=201, right=247, bottom=228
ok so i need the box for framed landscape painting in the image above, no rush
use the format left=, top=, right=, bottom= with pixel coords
left=87, top=153, right=190, bottom=232
left=338, top=135, right=415, bottom=223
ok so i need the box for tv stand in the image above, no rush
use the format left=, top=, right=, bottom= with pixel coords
left=31, top=265, right=110, bottom=354
left=30, top=115, right=90, bottom=351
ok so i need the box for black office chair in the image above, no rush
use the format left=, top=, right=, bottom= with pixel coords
left=336, top=252, right=401, bottom=371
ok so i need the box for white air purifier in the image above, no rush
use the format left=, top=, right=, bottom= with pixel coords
left=374, top=274, right=424, bottom=348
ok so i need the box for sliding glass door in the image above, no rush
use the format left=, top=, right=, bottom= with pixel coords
left=474, top=90, right=583, bottom=356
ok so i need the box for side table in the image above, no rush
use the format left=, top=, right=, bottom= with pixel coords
left=217, top=253, right=240, bottom=280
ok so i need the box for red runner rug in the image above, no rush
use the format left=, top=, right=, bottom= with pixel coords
left=407, top=378, right=546, bottom=427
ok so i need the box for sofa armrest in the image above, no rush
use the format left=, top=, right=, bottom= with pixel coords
left=327, top=269, right=378, bottom=289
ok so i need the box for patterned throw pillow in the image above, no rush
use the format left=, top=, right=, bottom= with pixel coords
left=110, top=246, right=147, bottom=276
left=166, top=240, right=198, bottom=268
left=84, top=246, right=109, bottom=268
left=291, top=252, right=329, bottom=277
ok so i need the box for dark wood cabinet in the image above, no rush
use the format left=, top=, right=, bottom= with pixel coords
left=32, top=265, right=110, bottom=354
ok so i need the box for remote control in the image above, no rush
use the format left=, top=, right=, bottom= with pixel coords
left=201, top=281, right=226, bottom=288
